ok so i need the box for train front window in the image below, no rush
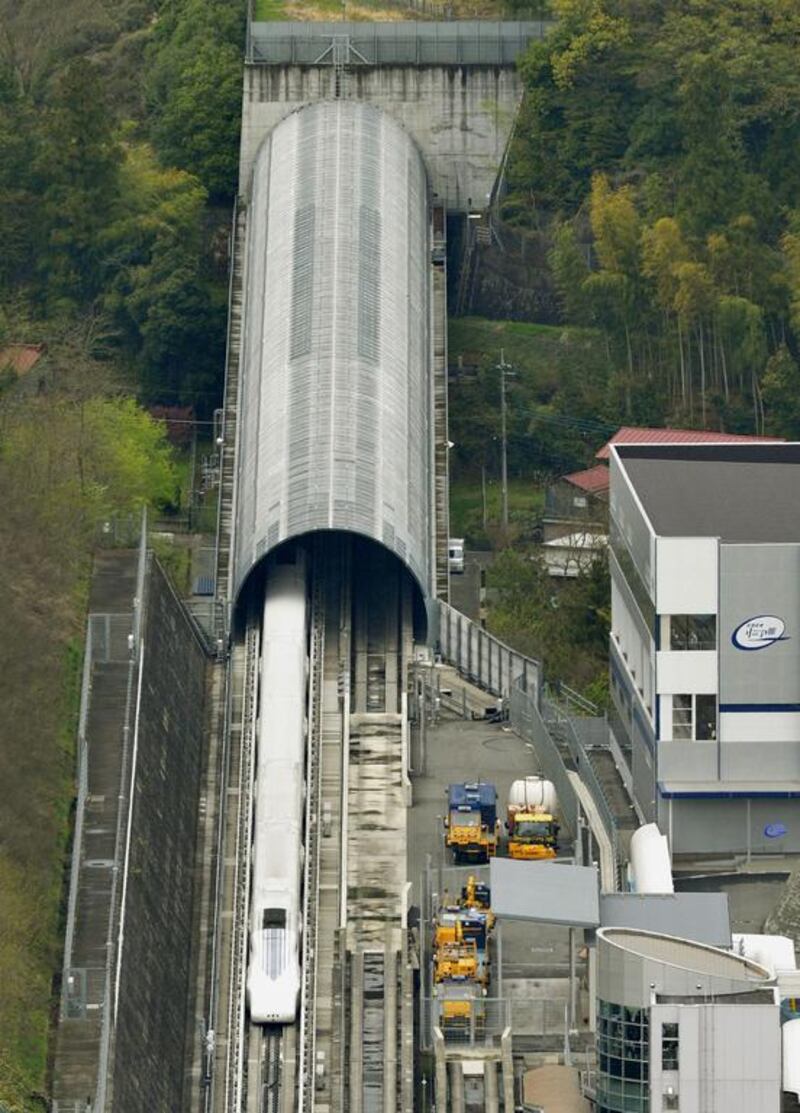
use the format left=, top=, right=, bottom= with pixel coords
left=452, top=809, right=481, bottom=828
left=263, top=908, right=287, bottom=929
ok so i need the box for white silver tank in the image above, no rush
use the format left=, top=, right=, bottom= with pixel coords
left=507, top=776, right=558, bottom=815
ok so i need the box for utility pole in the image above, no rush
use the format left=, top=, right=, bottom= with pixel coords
left=499, top=349, right=510, bottom=532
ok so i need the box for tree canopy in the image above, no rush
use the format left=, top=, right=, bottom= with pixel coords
left=505, top=0, right=800, bottom=437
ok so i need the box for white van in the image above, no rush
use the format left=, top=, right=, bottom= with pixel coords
left=448, top=538, right=465, bottom=574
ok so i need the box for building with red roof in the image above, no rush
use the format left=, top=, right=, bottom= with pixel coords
left=544, top=426, right=783, bottom=542
left=596, top=425, right=782, bottom=460
left=0, top=343, right=46, bottom=378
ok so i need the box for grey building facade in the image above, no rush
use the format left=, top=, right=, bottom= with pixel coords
left=609, top=443, right=800, bottom=854
left=596, top=928, right=780, bottom=1113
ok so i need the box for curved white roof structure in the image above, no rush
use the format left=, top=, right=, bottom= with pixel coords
left=234, top=100, right=432, bottom=607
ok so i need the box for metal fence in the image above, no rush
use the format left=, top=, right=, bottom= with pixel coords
left=58, top=518, right=149, bottom=1112
left=249, top=20, right=551, bottom=66
left=422, top=996, right=511, bottom=1048
left=543, top=705, right=618, bottom=834
left=437, top=601, right=540, bottom=701
left=60, top=613, right=135, bottom=1023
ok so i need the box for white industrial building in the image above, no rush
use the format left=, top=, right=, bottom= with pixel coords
left=595, top=927, right=781, bottom=1113
left=608, top=442, right=800, bottom=854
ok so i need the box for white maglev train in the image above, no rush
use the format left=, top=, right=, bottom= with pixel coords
left=247, top=552, right=308, bottom=1023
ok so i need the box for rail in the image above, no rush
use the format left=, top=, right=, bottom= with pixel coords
left=361, top=951, right=386, bottom=1112
left=60, top=620, right=94, bottom=1018
left=298, top=575, right=326, bottom=1112
left=203, top=646, right=233, bottom=1113
left=542, top=699, right=620, bottom=875
left=224, top=618, right=260, bottom=1111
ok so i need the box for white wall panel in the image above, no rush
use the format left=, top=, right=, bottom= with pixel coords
left=656, top=650, right=717, bottom=694
left=720, top=711, right=800, bottom=743
left=656, top=536, right=718, bottom=614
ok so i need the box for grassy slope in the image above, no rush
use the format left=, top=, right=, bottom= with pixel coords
left=450, top=477, right=544, bottom=540
left=448, top=316, right=608, bottom=543
left=253, top=0, right=513, bottom=19
left=0, top=512, right=87, bottom=1108
left=448, top=315, right=604, bottom=391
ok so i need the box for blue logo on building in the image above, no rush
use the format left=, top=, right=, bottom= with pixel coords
left=731, top=615, right=789, bottom=651
left=765, top=823, right=788, bottom=839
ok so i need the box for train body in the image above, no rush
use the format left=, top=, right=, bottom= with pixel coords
left=247, top=553, right=308, bottom=1023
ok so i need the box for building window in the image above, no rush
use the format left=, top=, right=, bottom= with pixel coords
left=662, top=1022, right=679, bottom=1070
left=663, top=1095, right=679, bottom=1111
left=597, top=999, right=650, bottom=1112
left=669, top=615, right=716, bottom=651
left=672, top=694, right=716, bottom=741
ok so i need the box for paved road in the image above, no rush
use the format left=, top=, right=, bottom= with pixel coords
left=407, top=714, right=578, bottom=1035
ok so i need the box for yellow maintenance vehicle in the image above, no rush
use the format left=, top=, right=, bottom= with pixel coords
left=433, top=939, right=482, bottom=984
left=434, top=982, right=486, bottom=1039
left=431, top=879, right=496, bottom=1041
left=506, top=776, right=560, bottom=860
left=443, top=782, right=499, bottom=863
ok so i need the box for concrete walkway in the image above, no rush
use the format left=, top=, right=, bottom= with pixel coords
left=53, top=551, right=137, bottom=1109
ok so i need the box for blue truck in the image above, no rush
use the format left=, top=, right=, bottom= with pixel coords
left=444, top=782, right=499, bottom=863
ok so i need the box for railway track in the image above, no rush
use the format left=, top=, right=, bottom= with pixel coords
left=223, top=617, right=260, bottom=1113
left=245, top=1025, right=296, bottom=1113
left=214, top=542, right=414, bottom=1113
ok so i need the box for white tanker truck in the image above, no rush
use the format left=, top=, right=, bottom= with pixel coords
left=505, top=776, right=560, bottom=860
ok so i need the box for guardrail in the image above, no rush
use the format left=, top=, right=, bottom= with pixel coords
left=437, top=601, right=540, bottom=701
left=541, top=700, right=621, bottom=882
left=508, top=682, right=579, bottom=840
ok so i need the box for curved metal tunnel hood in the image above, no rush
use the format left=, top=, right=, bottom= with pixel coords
left=233, top=100, right=433, bottom=613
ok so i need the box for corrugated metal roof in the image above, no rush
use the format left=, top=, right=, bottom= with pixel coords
left=234, top=101, right=432, bottom=602
left=0, top=343, right=45, bottom=376
left=490, top=859, right=599, bottom=927
left=563, top=464, right=610, bottom=494
left=597, top=425, right=782, bottom=459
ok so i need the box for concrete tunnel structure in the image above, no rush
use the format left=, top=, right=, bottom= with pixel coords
left=232, top=100, right=435, bottom=628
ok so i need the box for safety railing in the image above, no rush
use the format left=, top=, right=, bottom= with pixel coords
left=541, top=699, right=621, bottom=878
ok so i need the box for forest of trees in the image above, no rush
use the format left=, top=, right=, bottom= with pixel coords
left=0, top=3, right=245, bottom=1107
left=503, top=0, right=800, bottom=439
left=0, top=0, right=243, bottom=409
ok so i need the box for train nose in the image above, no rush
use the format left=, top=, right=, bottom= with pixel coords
left=247, top=967, right=301, bottom=1025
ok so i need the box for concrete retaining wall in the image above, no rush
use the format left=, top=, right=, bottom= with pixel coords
left=111, top=559, right=209, bottom=1111
left=240, top=64, right=524, bottom=210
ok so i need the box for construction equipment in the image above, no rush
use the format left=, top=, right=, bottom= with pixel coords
left=444, top=782, right=499, bottom=863
left=461, top=874, right=491, bottom=911
left=506, top=776, right=560, bottom=860
left=433, top=939, right=482, bottom=984
left=430, top=875, right=496, bottom=1046
left=434, top=982, right=486, bottom=1040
